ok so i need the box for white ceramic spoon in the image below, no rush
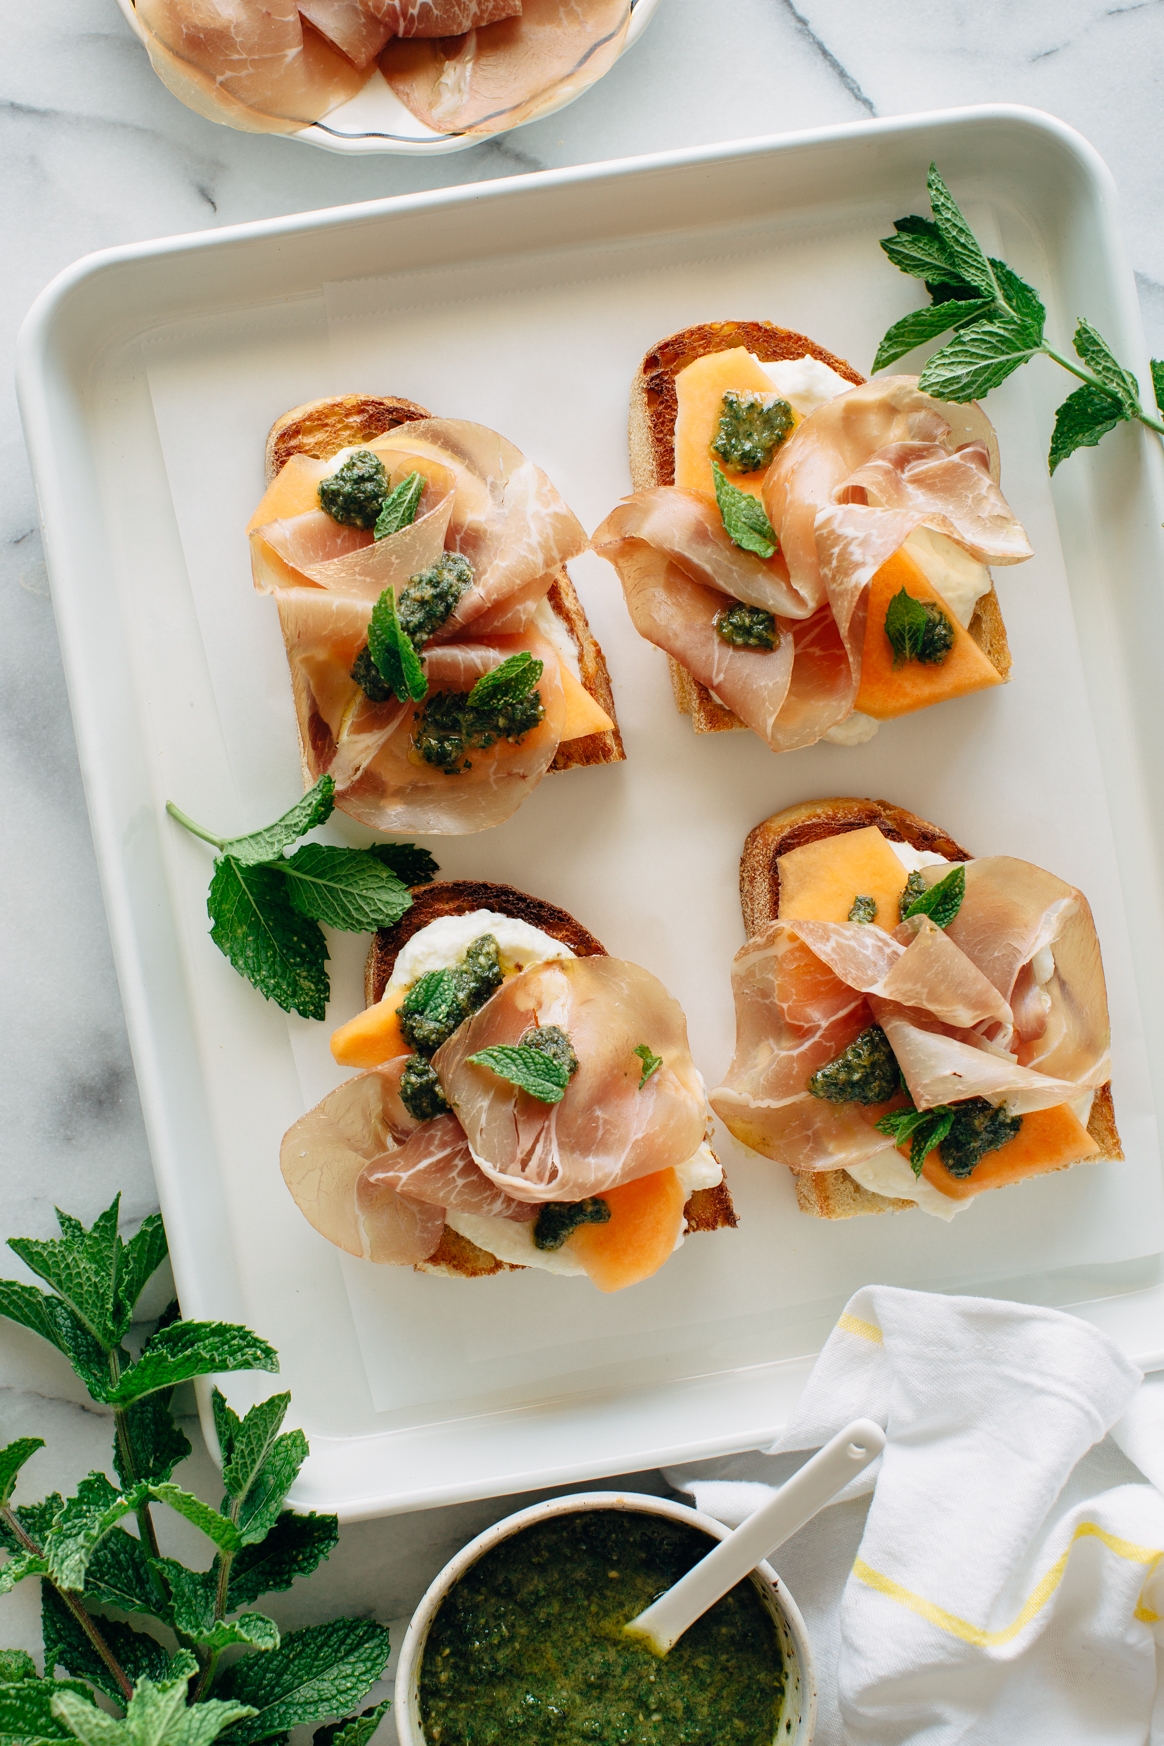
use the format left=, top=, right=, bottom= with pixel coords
left=624, top=1418, right=886, bottom=1655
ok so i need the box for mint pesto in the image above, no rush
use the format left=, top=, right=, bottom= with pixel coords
left=715, top=602, right=779, bottom=650
left=419, top=1510, right=784, bottom=1746
left=711, top=391, right=794, bottom=474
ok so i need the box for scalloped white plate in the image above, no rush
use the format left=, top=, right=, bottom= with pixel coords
left=114, top=0, right=663, bottom=154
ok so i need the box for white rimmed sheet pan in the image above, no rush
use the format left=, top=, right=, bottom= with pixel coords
left=18, top=108, right=1164, bottom=1518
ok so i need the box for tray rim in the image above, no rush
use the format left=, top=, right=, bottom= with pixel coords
left=17, top=104, right=1164, bottom=1520
left=112, top=0, right=665, bottom=156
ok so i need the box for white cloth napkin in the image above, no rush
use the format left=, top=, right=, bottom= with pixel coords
left=667, top=1286, right=1164, bottom=1746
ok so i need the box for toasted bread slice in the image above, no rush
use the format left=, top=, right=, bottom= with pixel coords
left=266, top=395, right=624, bottom=772
left=738, top=797, right=1121, bottom=1219
left=366, top=879, right=736, bottom=1273
left=629, top=321, right=1011, bottom=732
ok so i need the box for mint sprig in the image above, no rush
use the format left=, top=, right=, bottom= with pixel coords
left=373, top=469, right=424, bottom=541
left=0, top=1196, right=386, bottom=1736
left=899, top=863, right=965, bottom=929
left=875, top=1103, right=956, bottom=1175
left=468, top=650, right=543, bottom=711
left=633, top=1044, right=662, bottom=1088
left=167, top=775, right=431, bottom=1019
left=468, top=1037, right=575, bottom=1103
left=711, top=461, right=778, bottom=559
left=366, top=587, right=428, bottom=704
left=874, top=163, right=1164, bottom=472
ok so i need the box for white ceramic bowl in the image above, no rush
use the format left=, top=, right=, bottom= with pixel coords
left=114, top=0, right=664, bottom=155
left=394, top=1489, right=817, bottom=1745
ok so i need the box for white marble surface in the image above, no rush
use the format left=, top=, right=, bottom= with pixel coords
left=4, top=0, right=1164, bottom=1735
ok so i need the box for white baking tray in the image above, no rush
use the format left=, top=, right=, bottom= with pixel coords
left=18, top=107, right=1164, bottom=1520
left=113, top=0, right=664, bottom=155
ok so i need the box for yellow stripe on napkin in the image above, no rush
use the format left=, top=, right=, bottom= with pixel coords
left=837, top=1313, right=883, bottom=1344
left=854, top=1522, right=1163, bottom=1645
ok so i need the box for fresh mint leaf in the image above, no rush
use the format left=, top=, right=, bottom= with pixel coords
left=992, top=260, right=1047, bottom=342
left=365, top=842, right=438, bottom=887
left=83, top=1527, right=160, bottom=1616
left=218, top=1392, right=289, bottom=1503
left=147, top=1484, right=241, bottom=1553
left=208, top=857, right=330, bottom=1022
left=467, top=1043, right=572, bottom=1104
left=313, top=1700, right=391, bottom=1746
left=373, top=471, right=424, bottom=541
left=1152, top=358, right=1164, bottom=415
left=153, top=1559, right=279, bottom=1654
left=44, top=1472, right=142, bottom=1591
left=871, top=297, right=992, bottom=372
left=0, top=1436, right=44, bottom=1506
left=883, top=587, right=953, bottom=667
left=227, top=1512, right=339, bottom=1609
left=874, top=1103, right=955, bottom=1175
left=234, top=1430, right=308, bottom=1548
left=0, top=1673, right=79, bottom=1741
left=214, top=1618, right=391, bottom=1745
left=283, top=847, right=411, bottom=935
left=42, top=1584, right=168, bottom=1701
left=366, top=589, right=428, bottom=705
left=107, top=1321, right=278, bottom=1409
left=53, top=1673, right=257, bottom=1746
left=0, top=1281, right=108, bottom=1398
left=0, top=1648, right=38, bottom=1682
left=918, top=316, right=1043, bottom=403
left=710, top=461, right=778, bottom=559
left=115, top=1388, right=191, bottom=1488
left=9, top=1199, right=124, bottom=1352
left=219, top=777, right=336, bottom=868
left=880, top=215, right=969, bottom=285
left=1073, top=319, right=1140, bottom=413
left=900, top=863, right=965, bottom=929
left=1047, top=381, right=1129, bottom=473
left=117, top=1216, right=168, bottom=1328
left=467, top=651, right=542, bottom=711
left=2, top=1493, right=63, bottom=1554
left=926, top=164, right=999, bottom=302
left=0, top=1547, right=48, bottom=1594
left=633, top=1045, right=662, bottom=1088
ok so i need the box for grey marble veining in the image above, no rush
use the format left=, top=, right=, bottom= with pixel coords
left=3, top=0, right=1164, bottom=1733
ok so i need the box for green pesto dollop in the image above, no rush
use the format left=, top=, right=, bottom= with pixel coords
left=715, top=602, right=780, bottom=650
left=884, top=587, right=955, bottom=669
left=318, top=450, right=387, bottom=529
left=899, top=870, right=928, bottom=921
left=397, top=935, right=503, bottom=1058
left=808, top=1025, right=901, bottom=1104
left=848, top=894, right=878, bottom=924
left=711, top=391, right=795, bottom=474
left=419, top=1511, right=784, bottom=1746
left=533, top=1197, right=610, bottom=1251
left=398, top=1056, right=450, bottom=1123
left=399, top=552, right=474, bottom=646
left=522, top=1024, right=579, bottom=1080
left=938, top=1098, right=1022, bottom=1178
left=412, top=680, right=545, bottom=774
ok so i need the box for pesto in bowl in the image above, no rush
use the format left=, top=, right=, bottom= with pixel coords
left=418, top=1508, right=784, bottom=1746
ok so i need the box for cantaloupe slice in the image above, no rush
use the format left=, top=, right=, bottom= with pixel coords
left=854, top=548, right=1003, bottom=720
left=567, top=1168, right=687, bottom=1293
left=918, top=1102, right=1100, bottom=1200
left=558, top=664, right=615, bottom=741
left=246, top=454, right=331, bottom=534
left=777, top=824, right=908, bottom=927
left=331, top=989, right=410, bottom=1069
left=674, top=348, right=796, bottom=502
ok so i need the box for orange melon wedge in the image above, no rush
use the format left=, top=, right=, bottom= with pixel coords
left=331, top=989, right=410, bottom=1069
left=854, top=548, right=1003, bottom=721
left=674, top=348, right=794, bottom=502
left=558, top=664, right=615, bottom=741
left=777, top=824, right=909, bottom=926
left=246, top=454, right=330, bottom=534
left=567, top=1168, right=687, bottom=1293
left=918, top=1102, right=1099, bottom=1200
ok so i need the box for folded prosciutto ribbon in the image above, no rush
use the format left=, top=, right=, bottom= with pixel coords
left=280, top=954, right=711, bottom=1289
left=711, top=855, right=1112, bottom=1199
left=248, top=417, right=596, bottom=833
left=134, top=0, right=632, bottom=136
left=592, top=376, right=1034, bottom=753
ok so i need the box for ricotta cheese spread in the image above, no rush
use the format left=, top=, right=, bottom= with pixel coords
left=846, top=1146, right=970, bottom=1222
left=752, top=353, right=855, bottom=418
left=902, top=526, right=993, bottom=628
left=887, top=840, right=952, bottom=875
left=823, top=711, right=880, bottom=747
left=385, top=910, right=575, bottom=997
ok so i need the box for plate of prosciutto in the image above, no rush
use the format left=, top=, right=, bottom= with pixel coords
left=114, top=0, right=663, bottom=153
left=17, top=105, right=1164, bottom=1518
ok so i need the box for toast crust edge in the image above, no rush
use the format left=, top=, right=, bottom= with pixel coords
left=629, top=322, right=1012, bottom=730
left=737, top=797, right=1121, bottom=1218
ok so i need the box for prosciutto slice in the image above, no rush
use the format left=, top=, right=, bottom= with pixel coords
left=297, top=0, right=520, bottom=69
left=437, top=956, right=708, bottom=1201
left=711, top=856, right=1112, bottom=1171
left=382, top=0, right=632, bottom=135
left=251, top=418, right=586, bottom=833
left=594, top=376, right=1032, bottom=752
